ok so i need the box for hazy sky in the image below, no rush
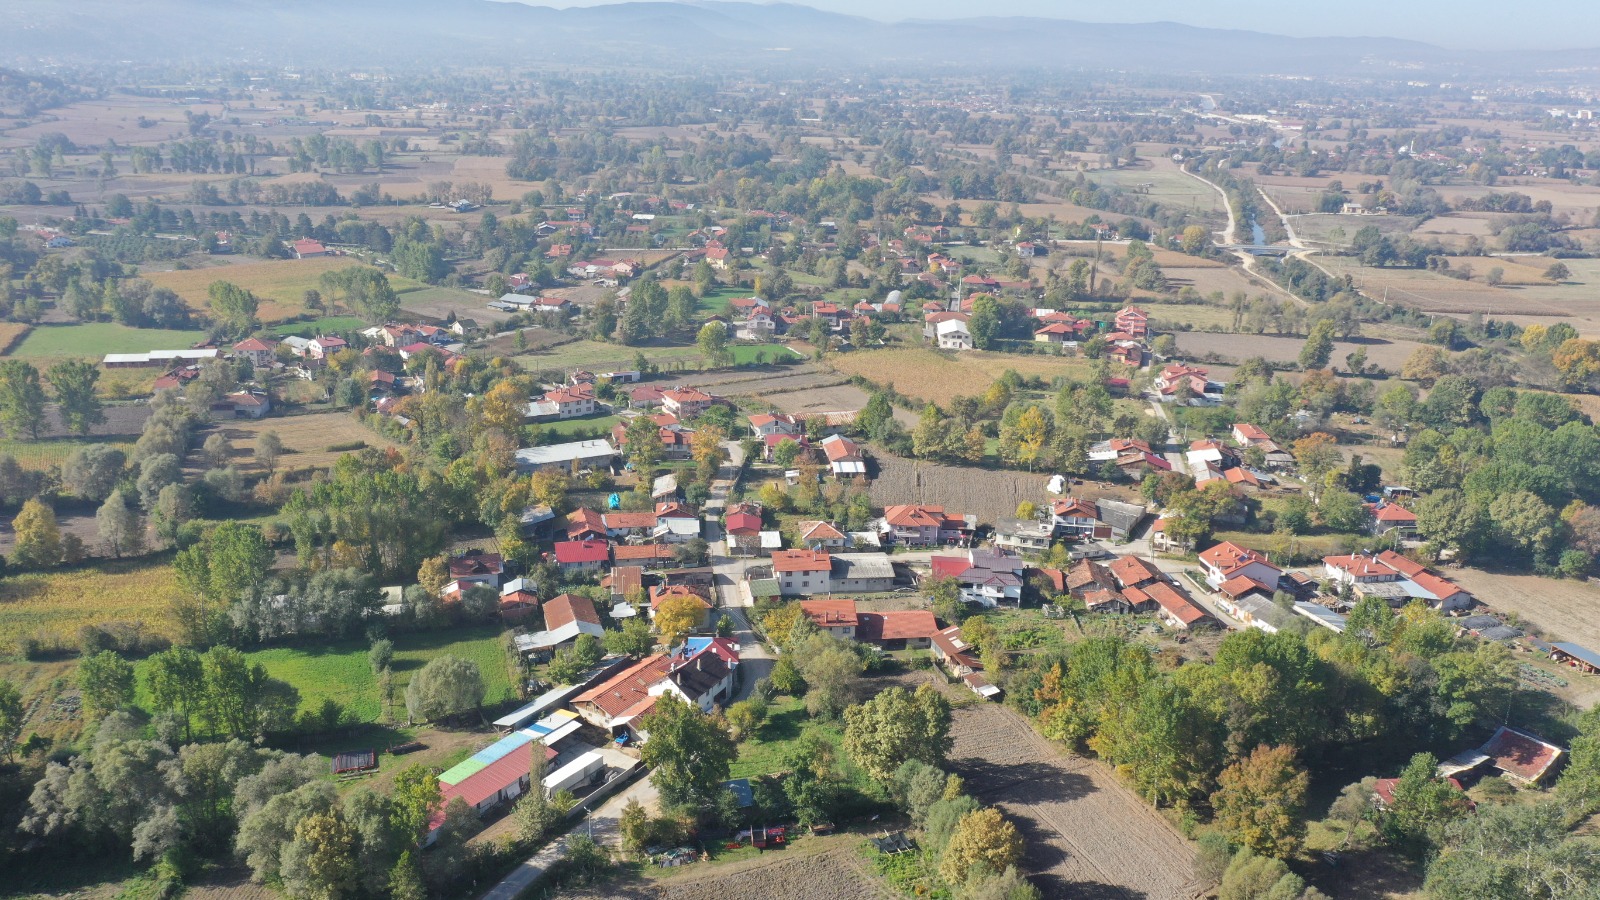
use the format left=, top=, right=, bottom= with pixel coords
left=497, top=0, right=1599, bottom=50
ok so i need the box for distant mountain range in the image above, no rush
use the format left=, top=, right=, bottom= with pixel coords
left=3, top=0, right=1596, bottom=78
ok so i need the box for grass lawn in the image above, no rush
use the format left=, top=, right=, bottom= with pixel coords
left=730, top=695, right=846, bottom=780
left=271, top=315, right=372, bottom=337
left=8, top=323, right=208, bottom=359
left=0, top=556, right=181, bottom=654
left=728, top=344, right=803, bottom=365
left=1212, top=529, right=1362, bottom=565
left=538, top=413, right=622, bottom=441
left=141, top=624, right=520, bottom=723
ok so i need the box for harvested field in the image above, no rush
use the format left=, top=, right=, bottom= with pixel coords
left=945, top=687, right=1199, bottom=899
left=189, top=411, right=398, bottom=475
left=397, top=285, right=513, bottom=325
left=1142, top=301, right=1245, bottom=331
left=654, top=844, right=897, bottom=900
left=1085, top=161, right=1228, bottom=217
left=0, top=322, right=32, bottom=354
left=1158, top=265, right=1260, bottom=298
left=1449, top=568, right=1600, bottom=650
left=828, top=348, right=1089, bottom=407
left=1317, top=256, right=1600, bottom=329
left=143, top=257, right=385, bottom=323
left=869, top=452, right=1051, bottom=524
left=1174, top=332, right=1424, bottom=372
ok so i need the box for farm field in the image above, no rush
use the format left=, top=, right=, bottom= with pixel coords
left=397, top=284, right=513, bottom=325
left=1084, top=160, right=1229, bottom=217
left=942, top=678, right=1200, bottom=900
left=1292, top=213, right=1416, bottom=248
left=868, top=452, right=1052, bottom=524
left=270, top=315, right=370, bottom=337
left=1158, top=265, right=1260, bottom=298
left=513, top=340, right=706, bottom=374
left=133, top=624, right=516, bottom=723
left=651, top=843, right=897, bottom=900
left=1315, top=256, right=1600, bottom=329
left=0, top=557, right=181, bottom=653
left=1448, top=568, right=1600, bottom=652
left=143, top=256, right=396, bottom=323
left=827, top=348, right=1090, bottom=406
left=1141, top=301, right=1244, bottom=331
left=1174, top=332, right=1425, bottom=372
left=0, top=322, right=31, bottom=354
left=190, top=411, right=398, bottom=475
left=6, top=322, right=207, bottom=359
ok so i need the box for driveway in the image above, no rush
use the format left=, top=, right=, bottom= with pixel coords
left=478, top=774, right=659, bottom=900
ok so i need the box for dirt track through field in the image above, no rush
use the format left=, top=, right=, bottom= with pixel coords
left=948, top=701, right=1201, bottom=900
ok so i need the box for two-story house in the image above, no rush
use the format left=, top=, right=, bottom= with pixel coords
left=931, top=550, right=1024, bottom=608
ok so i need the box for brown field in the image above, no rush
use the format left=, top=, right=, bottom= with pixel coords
left=1448, top=568, right=1600, bottom=651
left=190, top=411, right=399, bottom=475
left=0, top=322, right=33, bottom=354
left=143, top=256, right=375, bottom=322
left=827, top=348, right=1090, bottom=406
left=943, top=683, right=1200, bottom=899
left=1142, top=301, right=1244, bottom=331
left=1317, top=257, right=1587, bottom=321
left=1174, top=332, right=1425, bottom=372
left=1160, top=265, right=1263, bottom=298
left=868, top=452, right=1052, bottom=524
left=0, top=558, right=181, bottom=654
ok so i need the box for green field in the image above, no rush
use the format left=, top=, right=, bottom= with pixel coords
left=729, top=695, right=845, bottom=779
left=1085, top=163, right=1227, bottom=216
left=271, top=316, right=371, bottom=337
left=513, top=340, right=706, bottom=373
left=134, top=624, right=515, bottom=723
left=730, top=344, right=803, bottom=364
left=7, top=323, right=208, bottom=359
left=0, top=436, right=138, bottom=471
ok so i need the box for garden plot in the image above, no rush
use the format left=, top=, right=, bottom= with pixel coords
left=868, top=453, right=1051, bottom=525
left=946, top=696, right=1199, bottom=899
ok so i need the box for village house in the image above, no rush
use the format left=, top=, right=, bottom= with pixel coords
left=798, top=599, right=857, bottom=640
left=796, top=520, right=848, bottom=550
left=1323, top=551, right=1472, bottom=611
left=447, top=551, right=505, bottom=590
left=930, top=626, right=1001, bottom=700
left=232, top=337, right=277, bottom=367
left=1153, top=363, right=1222, bottom=403
left=217, top=391, right=272, bottom=419
left=1369, top=502, right=1419, bottom=537
left=1114, top=305, right=1149, bottom=338
left=933, top=316, right=973, bottom=350
left=553, top=539, right=610, bottom=574
left=662, top=387, right=715, bottom=420
left=513, top=593, right=605, bottom=658
left=772, top=549, right=834, bottom=596
left=748, top=412, right=804, bottom=439
left=932, top=550, right=1024, bottom=608
left=878, top=505, right=975, bottom=547
left=291, top=238, right=328, bottom=259
left=1199, top=541, right=1284, bottom=594
left=1046, top=496, right=1147, bottom=542
left=571, top=639, right=740, bottom=737
left=527, top=385, right=599, bottom=421
left=648, top=584, right=713, bottom=630
left=819, top=434, right=866, bottom=477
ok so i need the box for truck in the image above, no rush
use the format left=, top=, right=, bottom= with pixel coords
left=543, top=750, right=605, bottom=799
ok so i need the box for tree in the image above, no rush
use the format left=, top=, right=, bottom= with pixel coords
left=63, top=444, right=126, bottom=502
left=0, top=677, right=24, bottom=762
left=387, top=851, right=427, bottom=900
left=795, top=637, right=865, bottom=719
left=1291, top=433, right=1340, bottom=487
left=46, top=360, right=103, bottom=435
left=255, top=430, right=283, bottom=472
left=843, top=684, right=954, bottom=781
left=79, top=650, right=135, bottom=722
left=96, top=489, right=143, bottom=558
left=1424, top=800, right=1600, bottom=899
left=1489, top=491, right=1557, bottom=561
left=639, top=695, right=737, bottom=820
left=939, top=807, right=1023, bottom=887
left=12, top=498, right=61, bottom=567
left=696, top=322, right=732, bottom=368
left=514, top=743, right=558, bottom=843
left=603, top=617, right=656, bottom=658
left=624, top=413, right=665, bottom=475
left=530, top=469, right=568, bottom=511
left=1218, top=851, right=1316, bottom=900
left=390, top=764, right=441, bottom=844
left=1299, top=320, right=1336, bottom=369
left=969, top=296, right=1001, bottom=349
left=1210, top=744, right=1309, bottom=858
left=1545, top=261, right=1571, bottom=282
left=654, top=595, right=705, bottom=647
left=207, top=280, right=259, bottom=335
left=281, top=810, right=359, bottom=900
left=1401, top=346, right=1448, bottom=385
left=404, top=656, right=485, bottom=722
left=0, top=359, right=47, bottom=439
left=1383, top=752, right=1471, bottom=854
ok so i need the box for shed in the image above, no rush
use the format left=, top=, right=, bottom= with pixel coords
left=1551, top=642, right=1600, bottom=675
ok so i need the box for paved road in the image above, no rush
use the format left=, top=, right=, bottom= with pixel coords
left=479, top=774, right=659, bottom=900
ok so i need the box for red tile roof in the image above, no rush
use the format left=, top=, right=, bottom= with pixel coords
left=1109, top=556, right=1163, bottom=588
left=857, top=610, right=938, bottom=643
left=772, top=549, right=831, bottom=573
left=544, top=593, right=600, bottom=630
left=574, top=654, right=674, bottom=718
left=554, top=540, right=610, bottom=564
left=1480, top=726, right=1564, bottom=783
left=799, top=599, right=858, bottom=628
left=649, top=584, right=711, bottom=611
left=1147, top=581, right=1210, bottom=626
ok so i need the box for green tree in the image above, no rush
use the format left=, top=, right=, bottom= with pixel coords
left=46, top=360, right=104, bottom=435
left=79, top=650, right=136, bottom=722
left=95, top=489, right=142, bottom=558
left=696, top=322, right=731, bottom=367
left=842, top=684, right=953, bottom=781
left=281, top=809, right=360, bottom=900
left=639, top=694, right=737, bottom=820
left=1383, top=752, right=1472, bottom=854
left=403, top=656, right=485, bottom=723
left=387, top=851, right=427, bottom=900
left=969, top=296, right=1001, bottom=349
left=390, top=764, right=441, bottom=844
left=0, top=359, right=47, bottom=439
left=207, top=280, right=259, bottom=335
left=1210, top=744, right=1309, bottom=858
left=0, top=677, right=24, bottom=761
left=1299, top=320, right=1336, bottom=369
